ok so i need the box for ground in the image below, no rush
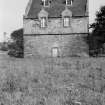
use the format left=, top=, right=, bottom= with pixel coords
left=0, top=51, right=105, bottom=105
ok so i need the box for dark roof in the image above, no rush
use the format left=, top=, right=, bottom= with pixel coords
left=27, top=0, right=88, bottom=18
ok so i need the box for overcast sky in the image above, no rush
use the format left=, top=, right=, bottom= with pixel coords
left=0, top=0, right=105, bottom=42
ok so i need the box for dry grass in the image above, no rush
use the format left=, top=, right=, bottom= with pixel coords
left=0, top=53, right=105, bottom=105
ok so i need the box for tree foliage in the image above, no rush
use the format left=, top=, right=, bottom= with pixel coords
left=0, top=42, right=8, bottom=51
left=89, top=6, right=105, bottom=56
left=8, top=28, right=24, bottom=58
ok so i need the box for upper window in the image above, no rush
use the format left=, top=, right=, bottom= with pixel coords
left=63, top=17, right=70, bottom=27
left=40, top=17, right=47, bottom=28
left=66, top=0, right=73, bottom=6
left=42, top=0, right=50, bottom=7
left=38, top=9, right=48, bottom=28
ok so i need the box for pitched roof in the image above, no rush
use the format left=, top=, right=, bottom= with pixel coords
left=26, top=0, right=88, bottom=18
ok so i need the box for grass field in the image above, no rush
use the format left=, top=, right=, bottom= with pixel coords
left=0, top=52, right=105, bottom=105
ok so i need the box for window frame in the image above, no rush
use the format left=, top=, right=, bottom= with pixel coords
left=42, top=0, right=50, bottom=7
left=63, top=16, right=70, bottom=27
left=40, top=17, right=47, bottom=28
left=66, top=0, right=73, bottom=6
left=51, top=47, right=59, bottom=57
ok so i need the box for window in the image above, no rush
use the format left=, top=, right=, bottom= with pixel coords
left=40, top=17, right=47, bottom=28
left=52, top=47, right=59, bottom=57
left=42, top=0, right=50, bottom=7
left=66, top=0, right=73, bottom=6
left=63, top=17, right=70, bottom=27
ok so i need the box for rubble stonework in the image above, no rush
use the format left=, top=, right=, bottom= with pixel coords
left=23, top=0, right=89, bottom=57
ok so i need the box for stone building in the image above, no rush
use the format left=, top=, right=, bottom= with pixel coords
left=23, top=0, right=89, bottom=58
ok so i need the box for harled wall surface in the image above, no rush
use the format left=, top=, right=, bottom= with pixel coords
left=24, top=17, right=88, bottom=34
left=24, top=35, right=88, bottom=57
left=24, top=17, right=89, bottom=57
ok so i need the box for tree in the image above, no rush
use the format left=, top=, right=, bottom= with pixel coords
left=0, top=42, right=8, bottom=51
left=8, top=28, right=24, bottom=58
left=89, top=6, right=105, bottom=56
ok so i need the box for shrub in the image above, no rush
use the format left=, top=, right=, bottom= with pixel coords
left=8, top=28, right=24, bottom=58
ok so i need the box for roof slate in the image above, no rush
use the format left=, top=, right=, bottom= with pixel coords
left=27, top=0, right=88, bottom=18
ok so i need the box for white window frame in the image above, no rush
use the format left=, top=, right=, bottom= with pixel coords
left=51, top=47, right=59, bottom=57
left=40, top=17, right=47, bottom=28
left=42, top=0, right=50, bottom=7
left=63, top=16, right=70, bottom=27
left=66, top=0, right=73, bottom=6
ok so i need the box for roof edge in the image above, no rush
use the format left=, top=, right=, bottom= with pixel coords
left=25, top=0, right=33, bottom=16
left=24, top=33, right=89, bottom=36
left=23, top=15, right=89, bottom=19
left=85, top=0, right=89, bottom=16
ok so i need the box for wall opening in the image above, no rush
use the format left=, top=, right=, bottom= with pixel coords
left=51, top=47, right=59, bottom=57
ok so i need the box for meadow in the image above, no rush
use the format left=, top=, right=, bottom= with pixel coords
left=0, top=53, right=105, bottom=105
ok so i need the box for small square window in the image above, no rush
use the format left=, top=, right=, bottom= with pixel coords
left=66, top=0, right=73, bottom=6
left=51, top=47, right=59, bottom=57
left=42, top=0, right=50, bottom=7
left=40, top=17, right=47, bottom=28
left=63, top=17, right=70, bottom=27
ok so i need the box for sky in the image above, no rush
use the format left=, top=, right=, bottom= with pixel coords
left=0, top=0, right=105, bottom=42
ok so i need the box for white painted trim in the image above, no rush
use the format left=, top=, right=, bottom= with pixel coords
left=42, top=0, right=50, bottom=7
left=25, top=0, right=33, bottom=16
left=66, top=0, right=73, bottom=6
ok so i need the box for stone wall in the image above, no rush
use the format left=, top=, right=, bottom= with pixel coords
left=24, top=34, right=88, bottom=57
left=23, top=17, right=89, bottom=57
left=23, top=17, right=88, bottom=34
